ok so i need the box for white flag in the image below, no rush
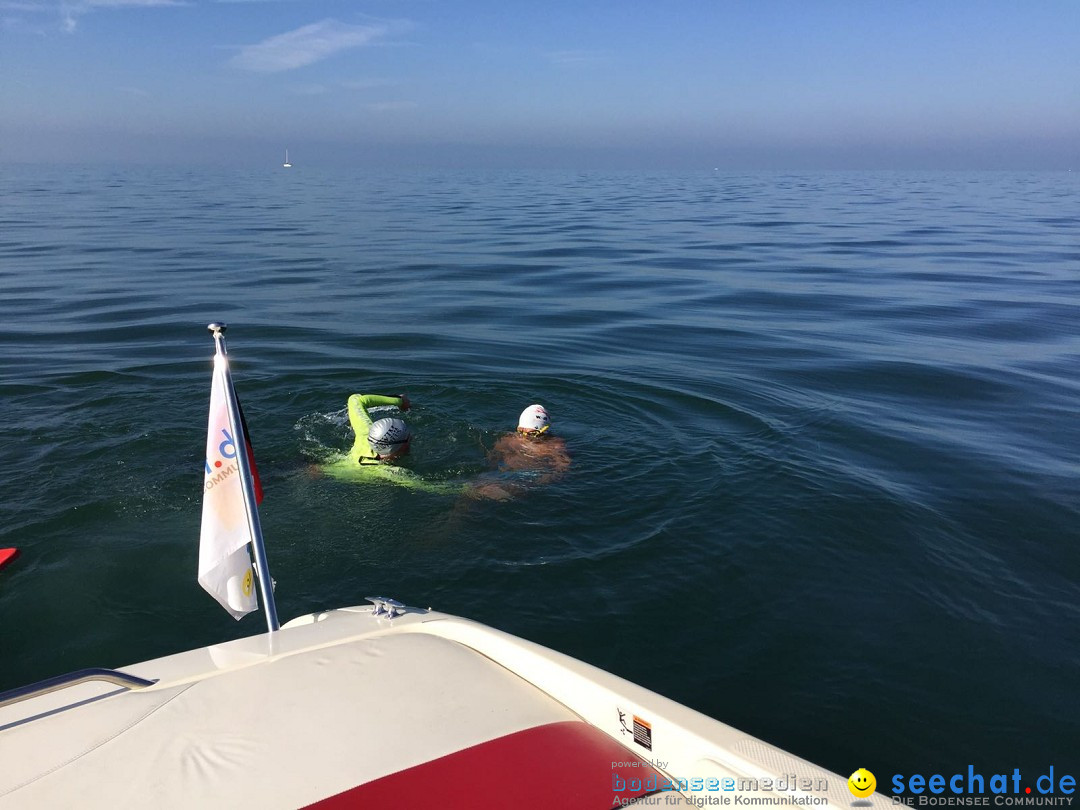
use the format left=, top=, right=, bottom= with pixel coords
left=198, top=353, right=258, bottom=620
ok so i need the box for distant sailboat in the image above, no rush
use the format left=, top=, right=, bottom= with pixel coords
left=283, top=149, right=292, bottom=168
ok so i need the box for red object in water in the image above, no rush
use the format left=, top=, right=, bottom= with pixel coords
left=0, top=548, right=19, bottom=571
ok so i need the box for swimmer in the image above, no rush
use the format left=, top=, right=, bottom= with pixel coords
left=489, top=404, right=571, bottom=476
left=468, top=404, right=571, bottom=500
left=320, top=392, right=457, bottom=493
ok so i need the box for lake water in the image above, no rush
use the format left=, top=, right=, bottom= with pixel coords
left=0, top=166, right=1077, bottom=780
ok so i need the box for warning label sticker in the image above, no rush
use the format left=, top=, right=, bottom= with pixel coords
left=633, top=715, right=652, bottom=750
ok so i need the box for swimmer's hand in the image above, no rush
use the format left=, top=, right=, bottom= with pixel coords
left=397, top=394, right=411, bottom=412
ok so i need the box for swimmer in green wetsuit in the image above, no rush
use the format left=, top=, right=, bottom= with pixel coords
left=321, top=393, right=462, bottom=493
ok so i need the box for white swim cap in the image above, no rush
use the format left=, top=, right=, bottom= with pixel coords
left=517, top=404, right=550, bottom=433
left=369, top=417, right=411, bottom=457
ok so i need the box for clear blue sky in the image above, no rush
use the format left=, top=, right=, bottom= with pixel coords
left=2, top=1, right=1077, bottom=169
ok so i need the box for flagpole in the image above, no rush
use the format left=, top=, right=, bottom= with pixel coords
left=208, top=323, right=280, bottom=632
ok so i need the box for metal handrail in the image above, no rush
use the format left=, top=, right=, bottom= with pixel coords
left=0, top=668, right=157, bottom=711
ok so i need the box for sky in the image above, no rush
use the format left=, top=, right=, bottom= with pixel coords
left=2, top=0, right=1078, bottom=169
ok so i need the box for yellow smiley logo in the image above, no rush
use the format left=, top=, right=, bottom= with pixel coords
left=848, top=768, right=876, bottom=799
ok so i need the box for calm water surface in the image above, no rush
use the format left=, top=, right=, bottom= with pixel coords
left=0, top=166, right=1077, bottom=778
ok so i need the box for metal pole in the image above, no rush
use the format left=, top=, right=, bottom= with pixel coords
left=208, top=323, right=280, bottom=632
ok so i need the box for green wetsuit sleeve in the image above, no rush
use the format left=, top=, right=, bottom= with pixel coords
left=347, top=393, right=405, bottom=462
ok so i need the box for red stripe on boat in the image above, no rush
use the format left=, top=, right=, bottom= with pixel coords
left=304, top=720, right=663, bottom=809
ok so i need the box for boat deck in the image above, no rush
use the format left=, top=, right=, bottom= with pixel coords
left=1, top=605, right=882, bottom=809
left=2, top=611, right=659, bottom=807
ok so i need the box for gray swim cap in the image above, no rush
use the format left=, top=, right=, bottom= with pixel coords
left=368, top=417, right=411, bottom=457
